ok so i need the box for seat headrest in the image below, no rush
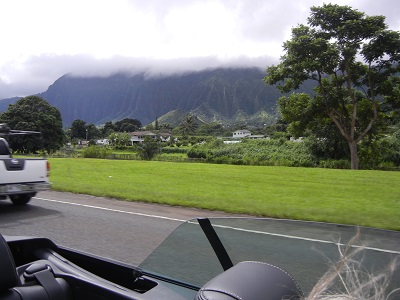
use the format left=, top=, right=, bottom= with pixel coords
left=0, top=234, right=20, bottom=291
left=196, top=261, right=303, bottom=300
left=0, top=139, right=10, bottom=156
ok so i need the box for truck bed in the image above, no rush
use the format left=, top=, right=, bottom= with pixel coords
left=0, top=158, right=49, bottom=185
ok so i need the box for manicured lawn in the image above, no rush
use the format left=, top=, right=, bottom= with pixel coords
left=48, top=158, right=400, bottom=230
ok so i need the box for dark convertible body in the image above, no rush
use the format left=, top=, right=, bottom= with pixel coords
left=1, top=218, right=399, bottom=299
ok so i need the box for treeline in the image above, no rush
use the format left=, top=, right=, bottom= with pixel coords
left=1, top=95, right=399, bottom=170
left=67, top=118, right=142, bottom=142
left=73, top=127, right=400, bottom=170
left=64, top=111, right=400, bottom=170
left=188, top=132, right=400, bottom=170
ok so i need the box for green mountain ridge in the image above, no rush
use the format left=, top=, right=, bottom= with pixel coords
left=0, top=67, right=314, bottom=127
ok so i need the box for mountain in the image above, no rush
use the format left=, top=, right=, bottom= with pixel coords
left=0, top=97, right=21, bottom=113
left=0, top=67, right=313, bottom=127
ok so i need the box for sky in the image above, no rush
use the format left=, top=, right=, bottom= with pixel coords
left=0, top=0, right=399, bottom=99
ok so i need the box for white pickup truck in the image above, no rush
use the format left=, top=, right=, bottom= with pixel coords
left=0, top=126, right=51, bottom=205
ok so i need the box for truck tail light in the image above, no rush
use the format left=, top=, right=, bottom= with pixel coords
left=46, top=161, right=50, bottom=177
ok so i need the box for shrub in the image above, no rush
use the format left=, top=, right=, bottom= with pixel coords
left=358, top=130, right=400, bottom=169
left=187, top=146, right=208, bottom=159
left=319, top=159, right=351, bottom=169
left=82, top=146, right=112, bottom=159
left=135, top=138, right=161, bottom=160
left=162, top=147, right=188, bottom=154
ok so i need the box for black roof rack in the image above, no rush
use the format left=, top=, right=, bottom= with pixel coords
left=0, top=123, right=41, bottom=136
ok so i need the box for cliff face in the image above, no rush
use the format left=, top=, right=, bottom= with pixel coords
left=35, top=67, right=284, bottom=126
left=1, top=67, right=312, bottom=126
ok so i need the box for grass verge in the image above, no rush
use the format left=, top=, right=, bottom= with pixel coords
left=48, top=158, right=400, bottom=230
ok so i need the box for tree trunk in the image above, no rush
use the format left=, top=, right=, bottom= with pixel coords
left=349, top=140, right=359, bottom=170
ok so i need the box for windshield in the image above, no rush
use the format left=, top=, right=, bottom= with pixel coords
left=140, top=217, right=400, bottom=294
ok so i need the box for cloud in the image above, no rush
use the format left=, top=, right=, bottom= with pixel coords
left=0, top=0, right=399, bottom=99
left=0, top=54, right=277, bottom=99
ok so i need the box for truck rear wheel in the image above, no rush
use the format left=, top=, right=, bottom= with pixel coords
left=9, top=193, right=35, bottom=205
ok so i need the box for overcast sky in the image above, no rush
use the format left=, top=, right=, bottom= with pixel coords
left=0, top=0, right=399, bottom=99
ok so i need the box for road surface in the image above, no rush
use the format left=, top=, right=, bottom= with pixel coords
left=0, top=190, right=237, bottom=265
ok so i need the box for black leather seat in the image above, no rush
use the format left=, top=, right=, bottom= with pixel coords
left=0, top=234, right=72, bottom=300
left=196, top=261, right=303, bottom=300
left=0, top=234, right=21, bottom=299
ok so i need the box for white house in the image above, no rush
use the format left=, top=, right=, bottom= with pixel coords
left=129, top=131, right=158, bottom=143
left=96, top=139, right=109, bottom=145
left=224, top=130, right=265, bottom=143
left=232, top=130, right=252, bottom=138
left=158, top=133, right=172, bottom=142
left=128, top=131, right=172, bottom=143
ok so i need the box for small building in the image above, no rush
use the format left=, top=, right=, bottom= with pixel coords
left=78, top=140, right=90, bottom=147
left=128, top=131, right=172, bottom=143
left=223, top=130, right=265, bottom=143
left=246, top=134, right=265, bottom=140
left=290, top=137, right=303, bottom=142
left=96, top=139, right=109, bottom=145
left=129, top=131, right=158, bottom=143
left=158, top=133, right=172, bottom=142
left=233, top=130, right=252, bottom=138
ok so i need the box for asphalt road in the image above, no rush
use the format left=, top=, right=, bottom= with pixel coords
left=0, top=190, right=399, bottom=295
left=0, top=190, right=237, bottom=265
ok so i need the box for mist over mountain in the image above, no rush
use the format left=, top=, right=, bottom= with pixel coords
left=0, top=67, right=313, bottom=127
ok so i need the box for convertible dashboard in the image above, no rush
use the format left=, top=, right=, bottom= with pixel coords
left=3, top=235, right=197, bottom=300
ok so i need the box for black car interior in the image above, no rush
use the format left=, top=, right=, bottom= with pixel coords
left=0, top=219, right=303, bottom=300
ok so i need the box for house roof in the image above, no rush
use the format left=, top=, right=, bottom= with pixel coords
left=129, top=131, right=157, bottom=136
left=158, top=132, right=172, bottom=137
left=233, top=129, right=251, bottom=133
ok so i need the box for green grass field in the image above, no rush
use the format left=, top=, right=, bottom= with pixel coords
left=48, top=158, right=400, bottom=230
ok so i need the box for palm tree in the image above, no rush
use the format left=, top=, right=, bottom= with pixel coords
left=136, top=137, right=161, bottom=160
left=179, top=114, right=198, bottom=137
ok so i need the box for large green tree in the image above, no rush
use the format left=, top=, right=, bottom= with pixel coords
left=197, top=122, right=224, bottom=136
left=265, top=4, right=400, bottom=169
left=102, top=121, right=116, bottom=136
left=0, top=95, right=64, bottom=152
left=70, top=119, right=87, bottom=140
left=68, top=119, right=102, bottom=142
left=114, top=118, right=142, bottom=132
left=108, top=132, right=131, bottom=148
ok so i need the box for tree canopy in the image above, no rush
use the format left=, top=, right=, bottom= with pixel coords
left=114, top=118, right=142, bottom=132
left=69, top=119, right=102, bottom=141
left=264, top=4, right=400, bottom=169
left=70, top=119, right=87, bottom=140
left=0, top=96, right=65, bottom=153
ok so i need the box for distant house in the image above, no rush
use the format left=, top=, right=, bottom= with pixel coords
left=128, top=131, right=172, bottom=143
left=129, top=131, right=158, bottom=143
left=158, top=132, right=172, bottom=142
left=233, top=130, right=252, bottom=138
left=246, top=134, right=265, bottom=140
left=224, top=129, right=265, bottom=144
left=290, top=137, right=303, bottom=142
left=232, top=130, right=264, bottom=139
left=96, top=139, right=109, bottom=145
left=78, top=140, right=90, bottom=148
